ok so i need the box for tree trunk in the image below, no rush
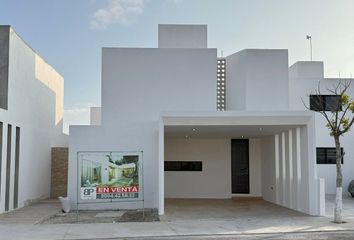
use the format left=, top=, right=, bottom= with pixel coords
left=334, top=135, right=343, bottom=223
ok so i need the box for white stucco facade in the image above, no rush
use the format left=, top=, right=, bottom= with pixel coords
left=90, top=107, right=101, bottom=126
left=0, top=26, right=67, bottom=213
left=68, top=24, right=353, bottom=217
left=158, top=24, right=207, bottom=49
left=68, top=43, right=217, bottom=211
left=289, top=61, right=354, bottom=194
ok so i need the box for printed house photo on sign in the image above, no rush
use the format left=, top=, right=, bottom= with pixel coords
left=79, top=152, right=141, bottom=200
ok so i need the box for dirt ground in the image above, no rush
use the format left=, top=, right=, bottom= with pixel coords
left=40, top=208, right=159, bottom=224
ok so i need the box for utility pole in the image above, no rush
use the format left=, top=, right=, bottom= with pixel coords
left=306, top=35, right=312, bottom=61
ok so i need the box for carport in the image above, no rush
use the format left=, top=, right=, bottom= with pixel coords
left=158, top=111, right=325, bottom=217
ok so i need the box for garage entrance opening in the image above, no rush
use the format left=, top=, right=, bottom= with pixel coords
left=159, top=112, right=325, bottom=216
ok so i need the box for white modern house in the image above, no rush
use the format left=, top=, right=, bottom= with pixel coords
left=0, top=26, right=67, bottom=213
left=68, top=24, right=354, bottom=217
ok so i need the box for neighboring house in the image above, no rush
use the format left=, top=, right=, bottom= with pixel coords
left=68, top=24, right=353, bottom=217
left=0, top=26, right=67, bottom=213
left=289, top=62, right=354, bottom=194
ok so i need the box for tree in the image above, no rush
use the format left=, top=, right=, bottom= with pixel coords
left=106, top=154, right=114, bottom=164
left=305, top=80, right=354, bottom=223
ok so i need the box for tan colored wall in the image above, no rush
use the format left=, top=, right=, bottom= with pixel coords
left=51, top=147, right=68, bottom=198
left=35, top=54, right=64, bottom=125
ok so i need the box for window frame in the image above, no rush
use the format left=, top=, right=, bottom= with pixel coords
left=164, top=161, right=203, bottom=171
left=309, top=95, right=342, bottom=112
left=316, top=147, right=344, bottom=164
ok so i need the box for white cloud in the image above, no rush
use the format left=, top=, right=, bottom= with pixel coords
left=90, top=0, right=146, bottom=29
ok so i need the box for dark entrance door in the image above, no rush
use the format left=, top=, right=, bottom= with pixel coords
left=231, top=139, right=250, bottom=194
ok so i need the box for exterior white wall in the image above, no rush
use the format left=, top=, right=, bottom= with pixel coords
left=158, top=24, right=207, bottom=49
left=248, top=139, right=262, bottom=197
left=0, top=26, right=67, bottom=213
left=90, top=107, right=101, bottom=125
left=226, top=49, right=289, bottom=111
left=261, top=127, right=324, bottom=216
left=164, top=137, right=262, bottom=199
left=164, top=138, right=231, bottom=198
left=261, top=135, right=276, bottom=203
left=289, top=61, right=354, bottom=196
left=289, top=61, right=324, bottom=79
left=68, top=47, right=217, bottom=211
left=101, top=48, right=217, bottom=125
left=225, top=50, right=246, bottom=110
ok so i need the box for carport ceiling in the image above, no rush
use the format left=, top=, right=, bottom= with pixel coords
left=164, top=125, right=300, bottom=138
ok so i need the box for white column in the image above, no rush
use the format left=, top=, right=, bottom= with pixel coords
left=9, top=124, right=16, bottom=211
left=281, top=132, right=286, bottom=206
left=318, top=178, right=325, bottom=216
left=288, top=129, right=293, bottom=209
left=158, top=119, right=164, bottom=215
left=296, top=127, right=302, bottom=211
left=274, top=134, right=280, bottom=204
left=300, top=125, right=311, bottom=214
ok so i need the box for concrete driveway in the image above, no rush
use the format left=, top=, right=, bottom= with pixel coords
left=162, top=198, right=306, bottom=221
left=0, top=195, right=353, bottom=240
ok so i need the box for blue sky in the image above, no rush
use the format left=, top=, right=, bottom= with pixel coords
left=1, top=0, right=354, bottom=133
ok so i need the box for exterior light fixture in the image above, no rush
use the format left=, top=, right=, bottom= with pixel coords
left=192, top=128, right=197, bottom=132
left=241, top=135, right=244, bottom=139
left=259, top=127, right=263, bottom=131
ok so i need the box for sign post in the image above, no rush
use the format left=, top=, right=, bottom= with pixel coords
left=76, top=151, right=144, bottom=221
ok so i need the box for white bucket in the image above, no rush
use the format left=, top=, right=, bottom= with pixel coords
left=58, top=196, right=71, bottom=213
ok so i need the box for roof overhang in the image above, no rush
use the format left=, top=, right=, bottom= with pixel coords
left=160, top=111, right=314, bottom=138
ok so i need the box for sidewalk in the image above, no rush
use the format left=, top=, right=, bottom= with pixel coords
left=1, top=215, right=354, bottom=240
left=0, top=196, right=353, bottom=240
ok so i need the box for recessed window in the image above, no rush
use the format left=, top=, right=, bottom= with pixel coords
left=317, top=147, right=343, bottom=164
left=0, top=122, right=2, bottom=199
left=165, top=161, right=202, bottom=171
left=0, top=27, right=9, bottom=110
left=5, top=124, right=11, bottom=211
left=310, top=95, right=341, bottom=111
left=14, top=126, right=20, bottom=209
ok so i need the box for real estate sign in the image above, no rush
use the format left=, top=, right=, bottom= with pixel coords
left=78, top=152, right=142, bottom=201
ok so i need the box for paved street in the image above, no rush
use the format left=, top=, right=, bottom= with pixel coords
left=111, top=231, right=354, bottom=240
